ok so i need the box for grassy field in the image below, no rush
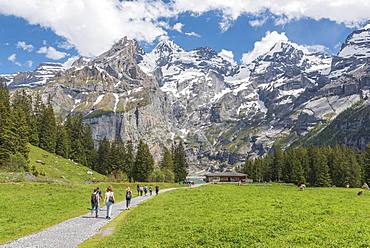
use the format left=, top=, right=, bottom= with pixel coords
left=0, top=144, right=181, bottom=244
left=80, top=184, right=370, bottom=248
left=0, top=145, right=107, bottom=183
left=0, top=182, right=179, bottom=244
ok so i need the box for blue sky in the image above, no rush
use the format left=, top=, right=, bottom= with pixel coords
left=0, top=2, right=359, bottom=74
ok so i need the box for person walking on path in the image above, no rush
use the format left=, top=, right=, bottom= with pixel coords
left=104, top=186, right=115, bottom=219
left=155, top=185, right=159, bottom=195
left=91, top=189, right=100, bottom=218
left=144, top=185, right=148, bottom=196
left=125, top=187, right=132, bottom=209
left=96, top=187, right=102, bottom=199
left=149, top=186, right=153, bottom=196
left=136, top=184, right=140, bottom=196
left=139, top=186, right=144, bottom=196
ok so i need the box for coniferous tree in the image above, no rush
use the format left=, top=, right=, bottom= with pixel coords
left=11, top=104, right=30, bottom=160
left=133, top=140, right=154, bottom=182
left=125, top=140, right=135, bottom=181
left=271, top=145, right=284, bottom=182
left=30, top=94, right=44, bottom=146
left=243, top=159, right=255, bottom=180
left=55, top=124, right=71, bottom=158
left=0, top=84, right=15, bottom=165
left=346, top=149, right=362, bottom=187
left=364, top=144, right=370, bottom=184
left=173, top=141, right=188, bottom=182
left=65, top=114, right=86, bottom=165
left=39, top=98, right=56, bottom=153
left=82, top=125, right=96, bottom=168
left=160, top=147, right=174, bottom=171
left=311, top=147, right=331, bottom=187
left=109, top=140, right=126, bottom=177
left=160, top=146, right=175, bottom=182
left=291, top=156, right=304, bottom=185
left=95, top=137, right=111, bottom=175
left=12, top=90, right=32, bottom=137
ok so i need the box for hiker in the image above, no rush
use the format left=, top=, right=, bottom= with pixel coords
left=155, top=185, right=159, bottom=195
left=126, top=187, right=132, bottom=209
left=91, top=189, right=100, bottom=218
left=96, top=187, right=102, bottom=199
left=144, top=185, right=148, bottom=196
left=136, top=184, right=140, bottom=196
left=104, top=186, right=115, bottom=219
left=139, top=186, right=143, bottom=196
left=149, top=186, right=153, bottom=196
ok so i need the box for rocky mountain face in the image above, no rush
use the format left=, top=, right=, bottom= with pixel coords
left=8, top=63, right=63, bottom=88
left=8, top=27, right=370, bottom=173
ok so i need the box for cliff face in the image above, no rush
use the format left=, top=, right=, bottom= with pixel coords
left=9, top=27, right=370, bottom=173
left=303, top=102, right=370, bottom=149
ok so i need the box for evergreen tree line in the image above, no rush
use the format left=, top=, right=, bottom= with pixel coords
left=95, top=138, right=188, bottom=182
left=0, top=85, right=29, bottom=169
left=0, top=84, right=189, bottom=182
left=244, top=145, right=370, bottom=187
left=0, top=84, right=96, bottom=170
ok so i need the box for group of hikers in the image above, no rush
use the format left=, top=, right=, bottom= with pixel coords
left=136, top=184, right=159, bottom=196
left=90, top=184, right=160, bottom=219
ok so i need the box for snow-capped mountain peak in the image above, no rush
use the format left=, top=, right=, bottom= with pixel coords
left=154, top=39, right=184, bottom=54
left=8, top=62, right=63, bottom=88
left=338, top=27, right=370, bottom=59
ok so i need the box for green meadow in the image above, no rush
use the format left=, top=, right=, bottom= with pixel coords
left=0, top=145, right=179, bottom=244
left=0, top=182, right=178, bottom=244
left=81, top=184, right=370, bottom=248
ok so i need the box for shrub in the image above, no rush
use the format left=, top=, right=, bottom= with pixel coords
left=7, top=153, right=28, bottom=172
left=149, top=169, right=165, bottom=182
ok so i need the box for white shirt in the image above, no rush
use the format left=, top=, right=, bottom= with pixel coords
left=105, top=191, right=114, bottom=203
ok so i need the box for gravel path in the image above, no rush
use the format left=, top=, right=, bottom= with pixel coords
left=1, top=188, right=176, bottom=248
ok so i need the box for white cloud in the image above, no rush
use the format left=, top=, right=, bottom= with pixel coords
left=249, top=17, right=268, bottom=27
left=242, top=31, right=289, bottom=64
left=172, top=0, right=370, bottom=29
left=62, top=56, right=79, bottom=69
left=0, top=0, right=173, bottom=56
left=241, top=31, right=329, bottom=64
left=25, top=60, right=33, bottom=67
left=218, top=49, right=236, bottom=65
left=16, top=41, right=33, bottom=52
left=1, top=0, right=370, bottom=57
left=8, top=53, right=21, bottom=66
left=303, top=44, right=328, bottom=53
left=173, top=22, right=184, bottom=33
left=37, top=46, right=67, bottom=60
left=184, top=31, right=201, bottom=38
left=8, top=53, right=17, bottom=62
left=57, top=41, right=74, bottom=50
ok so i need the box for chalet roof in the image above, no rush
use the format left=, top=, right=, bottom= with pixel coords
left=205, top=172, right=247, bottom=177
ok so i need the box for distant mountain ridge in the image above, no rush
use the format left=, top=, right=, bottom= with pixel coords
left=6, top=27, right=370, bottom=173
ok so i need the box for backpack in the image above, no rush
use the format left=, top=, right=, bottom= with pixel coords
left=126, top=191, right=132, bottom=199
left=108, top=192, right=115, bottom=203
left=91, top=193, right=98, bottom=204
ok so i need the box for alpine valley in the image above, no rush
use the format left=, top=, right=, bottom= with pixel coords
left=2, top=26, right=370, bottom=174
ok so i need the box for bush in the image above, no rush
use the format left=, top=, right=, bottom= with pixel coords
left=7, top=153, right=28, bottom=172
left=163, top=169, right=175, bottom=182
left=149, top=169, right=165, bottom=182
left=31, top=165, right=39, bottom=177
left=109, top=171, right=128, bottom=182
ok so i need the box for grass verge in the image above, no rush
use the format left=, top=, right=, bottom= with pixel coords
left=79, top=184, right=370, bottom=248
